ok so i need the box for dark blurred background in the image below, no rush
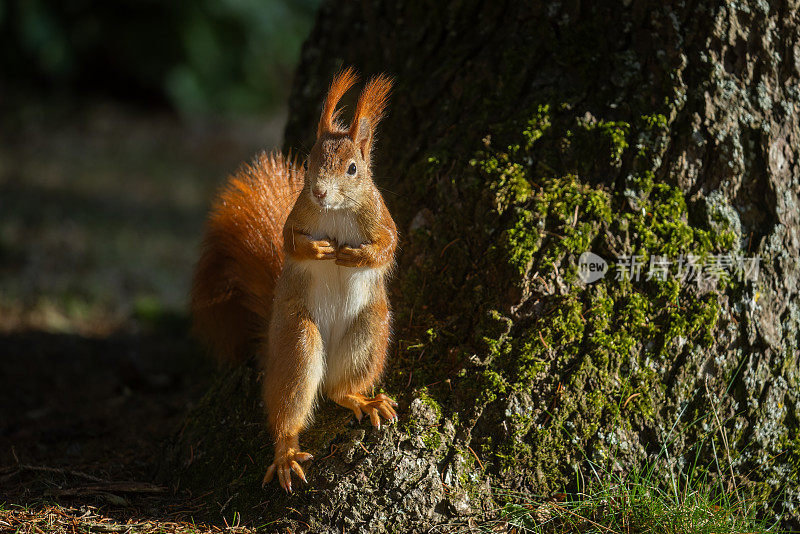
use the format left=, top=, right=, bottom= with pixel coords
left=1, top=0, right=319, bottom=114
left=0, top=0, right=321, bottom=334
left=0, top=0, right=320, bottom=511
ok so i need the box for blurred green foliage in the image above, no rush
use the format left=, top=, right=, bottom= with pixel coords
left=0, top=0, right=320, bottom=114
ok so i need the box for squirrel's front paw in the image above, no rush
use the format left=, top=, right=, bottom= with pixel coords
left=309, top=239, right=337, bottom=260
left=335, top=245, right=366, bottom=267
left=262, top=448, right=314, bottom=493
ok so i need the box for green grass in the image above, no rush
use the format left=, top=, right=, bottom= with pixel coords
left=483, top=376, right=784, bottom=533
left=493, top=466, right=775, bottom=534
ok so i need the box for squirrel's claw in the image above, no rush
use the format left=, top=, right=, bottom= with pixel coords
left=368, top=406, right=381, bottom=430
left=337, top=393, right=399, bottom=428
left=289, top=459, right=305, bottom=483
left=295, top=452, right=314, bottom=462
left=263, top=450, right=313, bottom=492
left=375, top=393, right=399, bottom=408
left=375, top=400, right=397, bottom=423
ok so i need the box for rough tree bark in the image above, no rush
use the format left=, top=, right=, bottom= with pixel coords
left=170, top=1, right=800, bottom=531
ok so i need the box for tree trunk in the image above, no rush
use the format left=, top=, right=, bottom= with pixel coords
left=170, top=1, right=800, bottom=531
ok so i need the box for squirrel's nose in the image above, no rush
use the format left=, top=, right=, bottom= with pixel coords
left=312, top=187, right=327, bottom=200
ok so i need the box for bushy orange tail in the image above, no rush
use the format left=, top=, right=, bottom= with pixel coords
left=190, top=151, right=303, bottom=364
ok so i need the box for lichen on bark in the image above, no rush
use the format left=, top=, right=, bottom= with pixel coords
left=171, top=1, right=800, bottom=530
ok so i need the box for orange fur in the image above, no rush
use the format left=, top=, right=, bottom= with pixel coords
left=190, top=151, right=303, bottom=363
left=191, top=69, right=398, bottom=493
left=349, top=74, right=393, bottom=163
left=349, top=74, right=393, bottom=139
left=317, top=67, right=358, bottom=137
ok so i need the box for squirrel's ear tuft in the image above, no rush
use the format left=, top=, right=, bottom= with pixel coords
left=349, top=73, right=393, bottom=161
left=318, top=67, right=359, bottom=138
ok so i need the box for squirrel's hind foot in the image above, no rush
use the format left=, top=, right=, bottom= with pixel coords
left=262, top=445, right=313, bottom=493
left=336, top=393, right=398, bottom=430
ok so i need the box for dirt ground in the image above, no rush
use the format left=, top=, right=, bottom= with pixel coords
left=0, top=101, right=286, bottom=531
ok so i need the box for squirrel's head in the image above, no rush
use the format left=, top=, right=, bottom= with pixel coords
left=304, top=67, right=393, bottom=210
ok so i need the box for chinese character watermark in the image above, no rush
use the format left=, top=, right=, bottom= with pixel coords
left=578, top=252, right=760, bottom=284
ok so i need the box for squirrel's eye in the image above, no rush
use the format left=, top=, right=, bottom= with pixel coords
left=347, top=162, right=357, bottom=175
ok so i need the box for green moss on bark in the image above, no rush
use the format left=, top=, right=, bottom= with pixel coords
left=399, top=101, right=740, bottom=494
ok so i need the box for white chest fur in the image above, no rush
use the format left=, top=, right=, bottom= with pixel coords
left=309, top=208, right=362, bottom=247
left=300, top=210, right=380, bottom=353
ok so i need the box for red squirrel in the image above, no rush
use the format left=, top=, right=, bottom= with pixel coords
left=191, top=68, right=398, bottom=492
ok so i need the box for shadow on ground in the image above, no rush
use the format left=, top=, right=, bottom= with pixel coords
left=0, top=327, right=216, bottom=518
left=0, top=101, right=286, bottom=530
